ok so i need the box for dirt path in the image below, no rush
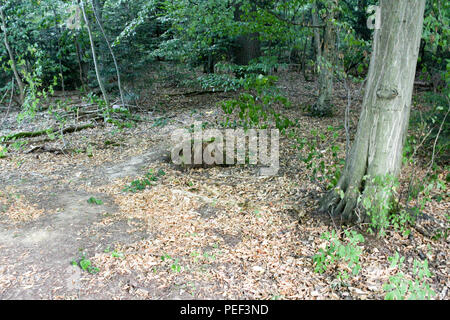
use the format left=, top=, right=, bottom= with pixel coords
left=0, top=141, right=171, bottom=299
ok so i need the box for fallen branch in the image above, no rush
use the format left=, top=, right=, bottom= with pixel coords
left=25, top=145, right=72, bottom=155
left=414, top=81, right=432, bottom=87
left=167, top=90, right=225, bottom=97
left=1, top=123, right=95, bottom=142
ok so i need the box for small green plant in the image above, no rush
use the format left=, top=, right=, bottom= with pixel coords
left=171, top=259, right=182, bottom=272
left=161, top=253, right=182, bottom=273
left=72, top=253, right=99, bottom=274
left=0, top=145, right=7, bottom=158
left=389, top=208, right=416, bottom=237
left=383, top=252, right=436, bottom=300
left=10, top=140, right=28, bottom=152
left=123, top=169, right=165, bottom=192
left=111, top=250, right=124, bottom=259
left=359, top=173, right=438, bottom=237
left=313, top=229, right=365, bottom=282
left=295, top=126, right=344, bottom=189
left=17, top=46, right=56, bottom=123
left=197, top=73, right=243, bottom=92
left=87, top=197, right=103, bottom=205
left=360, top=174, right=399, bottom=236
left=153, top=117, right=169, bottom=128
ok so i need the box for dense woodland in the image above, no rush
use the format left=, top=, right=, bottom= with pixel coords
left=0, top=0, right=448, bottom=300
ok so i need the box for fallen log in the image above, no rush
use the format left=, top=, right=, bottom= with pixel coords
left=167, top=90, right=225, bottom=97
left=0, top=123, right=95, bottom=142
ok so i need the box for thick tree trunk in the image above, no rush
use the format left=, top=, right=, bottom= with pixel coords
left=0, top=7, right=24, bottom=105
left=234, top=34, right=261, bottom=66
left=320, top=0, right=426, bottom=222
left=311, top=0, right=336, bottom=117
left=232, top=2, right=261, bottom=66
left=355, top=0, right=371, bottom=41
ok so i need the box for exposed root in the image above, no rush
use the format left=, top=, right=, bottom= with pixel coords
left=319, top=170, right=365, bottom=224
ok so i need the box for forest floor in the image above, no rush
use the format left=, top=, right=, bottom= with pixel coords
left=0, top=71, right=448, bottom=299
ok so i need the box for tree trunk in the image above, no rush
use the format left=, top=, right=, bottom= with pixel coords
left=320, top=0, right=426, bottom=222
left=74, top=35, right=86, bottom=90
left=355, top=0, right=371, bottom=41
left=52, top=8, right=65, bottom=96
left=80, top=0, right=109, bottom=108
left=90, top=0, right=125, bottom=108
left=232, top=2, right=261, bottom=66
left=0, top=7, right=24, bottom=105
left=311, top=0, right=336, bottom=117
left=311, top=1, right=322, bottom=65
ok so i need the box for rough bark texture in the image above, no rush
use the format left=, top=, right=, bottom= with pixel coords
left=320, top=0, right=426, bottom=222
left=311, top=0, right=336, bottom=117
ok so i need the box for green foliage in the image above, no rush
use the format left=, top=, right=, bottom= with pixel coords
left=152, top=116, right=169, bottom=128
left=359, top=174, right=413, bottom=237
left=294, top=126, right=344, bottom=189
left=220, top=74, right=293, bottom=132
left=123, top=169, right=165, bottom=193
left=0, top=145, right=8, bottom=158
left=17, top=46, right=57, bottom=122
left=197, top=74, right=243, bottom=92
left=72, top=251, right=99, bottom=274
left=409, top=92, right=449, bottom=164
left=383, top=252, right=436, bottom=300
left=87, top=197, right=103, bottom=205
left=111, top=250, right=124, bottom=259
left=360, top=174, right=399, bottom=236
left=359, top=168, right=447, bottom=238
left=313, top=229, right=364, bottom=282
left=419, top=1, right=449, bottom=89
left=161, top=253, right=182, bottom=273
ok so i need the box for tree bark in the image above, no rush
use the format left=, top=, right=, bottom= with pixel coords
left=311, top=0, right=336, bottom=117
left=74, top=35, right=86, bottom=90
left=232, top=2, right=261, bottom=66
left=0, top=7, right=25, bottom=105
left=320, top=0, right=426, bottom=222
left=311, top=1, right=322, bottom=64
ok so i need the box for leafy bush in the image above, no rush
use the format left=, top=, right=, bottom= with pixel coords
left=294, top=126, right=344, bottom=189
left=383, top=252, right=435, bottom=300
left=409, top=91, right=449, bottom=164
left=197, top=74, right=243, bottom=92
left=123, top=169, right=165, bottom=193
left=313, top=229, right=365, bottom=282
left=219, top=74, right=293, bottom=132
